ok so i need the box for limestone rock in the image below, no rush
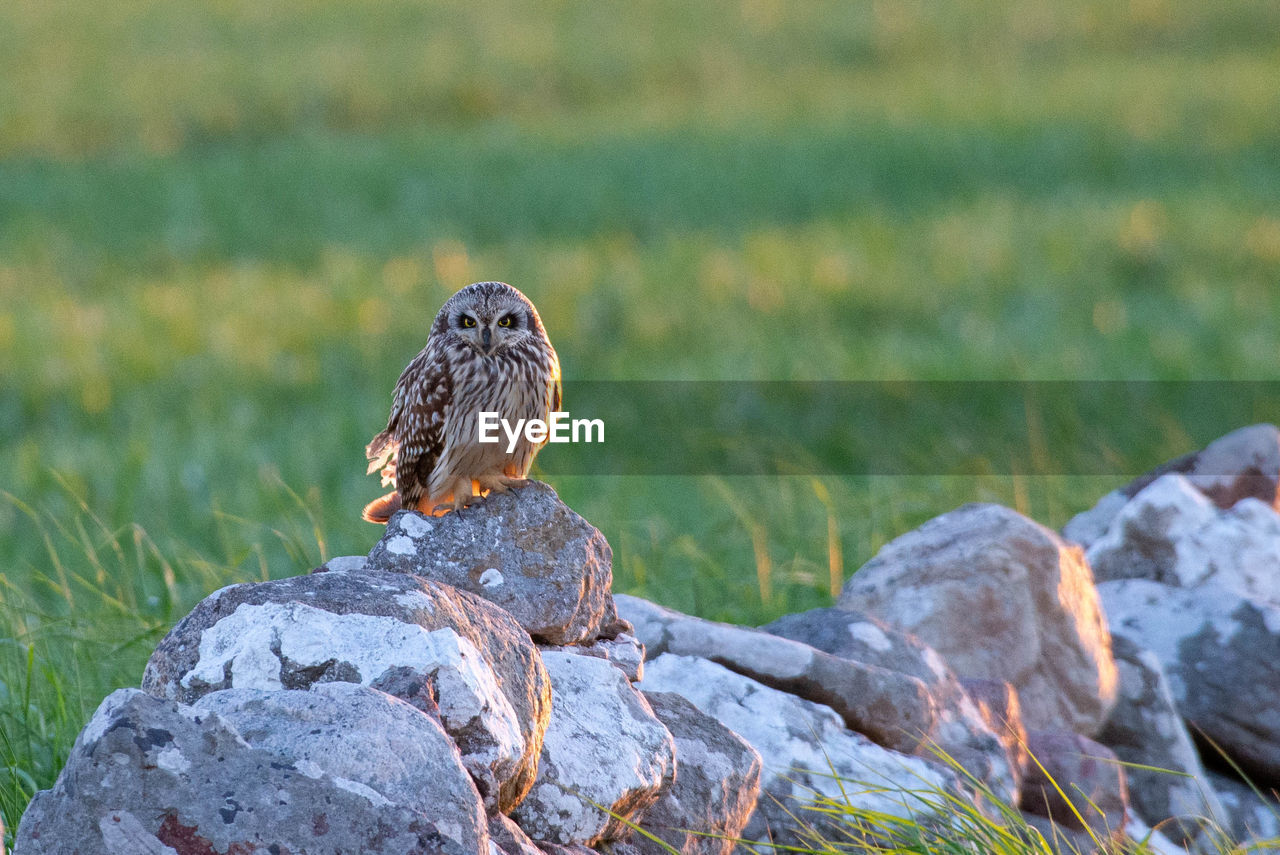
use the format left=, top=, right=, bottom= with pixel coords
left=960, top=677, right=1029, bottom=800
left=489, top=813, right=546, bottom=855
left=1088, top=472, right=1280, bottom=610
left=1019, top=812, right=1112, bottom=855
left=1208, top=771, right=1280, bottom=852
left=193, top=683, right=486, bottom=848
left=837, top=503, right=1118, bottom=736
left=1095, top=635, right=1226, bottom=825
left=1062, top=489, right=1131, bottom=551
left=141, top=568, right=549, bottom=812
left=512, top=651, right=676, bottom=847
left=320, top=554, right=368, bottom=573
left=366, top=481, right=614, bottom=645
left=1021, top=730, right=1128, bottom=840
left=541, top=632, right=646, bottom=682
left=1099, top=578, right=1280, bottom=782
left=762, top=605, right=1018, bottom=804
left=637, top=653, right=956, bottom=849
left=1064, top=424, right=1280, bottom=548
left=617, top=594, right=938, bottom=756
left=14, top=688, right=486, bottom=855
left=634, top=691, right=762, bottom=855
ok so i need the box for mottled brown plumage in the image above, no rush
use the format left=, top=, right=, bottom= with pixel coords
left=363, top=281, right=561, bottom=523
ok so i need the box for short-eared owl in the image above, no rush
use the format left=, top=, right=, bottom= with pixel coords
left=362, top=281, right=561, bottom=523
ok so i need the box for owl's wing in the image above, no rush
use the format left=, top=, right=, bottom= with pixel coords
left=378, top=346, right=453, bottom=504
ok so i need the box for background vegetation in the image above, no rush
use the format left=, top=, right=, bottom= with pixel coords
left=3, top=0, right=1279, bottom=843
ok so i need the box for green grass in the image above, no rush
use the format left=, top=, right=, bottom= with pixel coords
left=3, top=0, right=1280, bottom=846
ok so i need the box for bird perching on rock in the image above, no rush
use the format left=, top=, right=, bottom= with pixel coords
left=362, top=281, right=562, bottom=523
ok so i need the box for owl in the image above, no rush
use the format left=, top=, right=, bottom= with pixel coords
left=362, top=281, right=562, bottom=523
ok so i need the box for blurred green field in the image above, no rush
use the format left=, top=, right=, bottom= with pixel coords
left=3, top=0, right=1280, bottom=841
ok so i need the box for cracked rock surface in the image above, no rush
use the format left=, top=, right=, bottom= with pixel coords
left=14, top=688, right=487, bottom=855
left=512, top=651, right=675, bottom=847
left=366, top=481, right=615, bottom=645
left=141, top=568, right=550, bottom=812
left=838, top=503, right=1118, bottom=737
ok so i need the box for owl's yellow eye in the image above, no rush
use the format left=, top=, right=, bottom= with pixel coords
left=497, top=315, right=513, bottom=328
left=460, top=315, right=476, bottom=328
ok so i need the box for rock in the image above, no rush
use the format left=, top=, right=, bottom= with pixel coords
left=1062, top=489, right=1131, bottom=550
left=1087, top=472, right=1280, bottom=610
left=193, top=683, right=486, bottom=850
left=141, top=568, right=550, bottom=813
left=366, top=482, right=614, bottom=645
left=14, top=688, right=486, bottom=855
left=1124, top=815, right=1201, bottom=855
left=512, top=651, right=676, bottom=847
left=960, top=678, right=1029, bottom=799
left=1021, top=730, right=1128, bottom=840
left=1064, top=424, right=1280, bottom=548
left=1099, top=579, right=1280, bottom=782
left=1019, top=812, right=1106, bottom=855
left=539, top=845, right=597, bottom=855
left=319, top=554, right=368, bottom=573
left=1095, top=635, right=1226, bottom=825
left=637, top=653, right=956, bottom=849
left=489, top=813, right=546, bottom=855
left=617, top=594, right=938, bottom=756
left=761, top=606, right=1018, bottom=804
left=542, top=632, right=646, bottom=682
left=634, top=691, right=762, bottom=855
left=837, top=503, right=1118, bottom=736
left=1208, top=771, right=1280, bottom=852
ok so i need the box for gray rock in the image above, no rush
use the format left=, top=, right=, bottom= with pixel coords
left=1021, top=730, right=1128, bottom=840
left=489, top=813, right=546, bottom=855
left=634, top=692, right=762, bottom=855
left=637, top=653, right=956, bottom=849
left=837, top=503, right=1118, bottom=737
left=366, top=482, right=614, bottom=645
left=1181, top=423, right=1280, bottom=509
left=1019, top=812, right=1110, bottom=855
left=193, top=683, right=486, bottom=850
left=761, top=606, right=1018, bottom=804
left=1208, top=771, right=1280, bottom=853
left=14, top=688, right=486, bottom=855
left=1124, top=815, right=1201, bottom=855
left=513, top=652, right=676, bottom=847
left=141, top=568, right=550, bottom=813
left=542, top=632, right=646, bottom=682
left=617, top=595, right=938, bottom=757
left=960, top=678, right=1029, bottom=800
left=1088, top=472, right=1280, bottom=610
left=320, top=554, right=369, bottom=573
left=1062, top=489, right=1131, bottom=550
left=1095, top=635, right=1226, bottom=825
left=1099, top=579, right=1280, bottom=782
left=538, top=844, right=598, bottom=855
left=1064, top=424, right=1280, bottom=548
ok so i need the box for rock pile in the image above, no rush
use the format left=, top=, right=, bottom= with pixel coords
left=16, top=424, right=1280, bottom=854
left=14, top=487, right=757, bottom=855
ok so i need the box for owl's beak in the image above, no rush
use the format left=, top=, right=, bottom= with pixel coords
left=481, top=327, right=492, bottom=352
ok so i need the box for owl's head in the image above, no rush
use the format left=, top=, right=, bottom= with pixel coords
left=434, top=281, right=549, bottom=356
